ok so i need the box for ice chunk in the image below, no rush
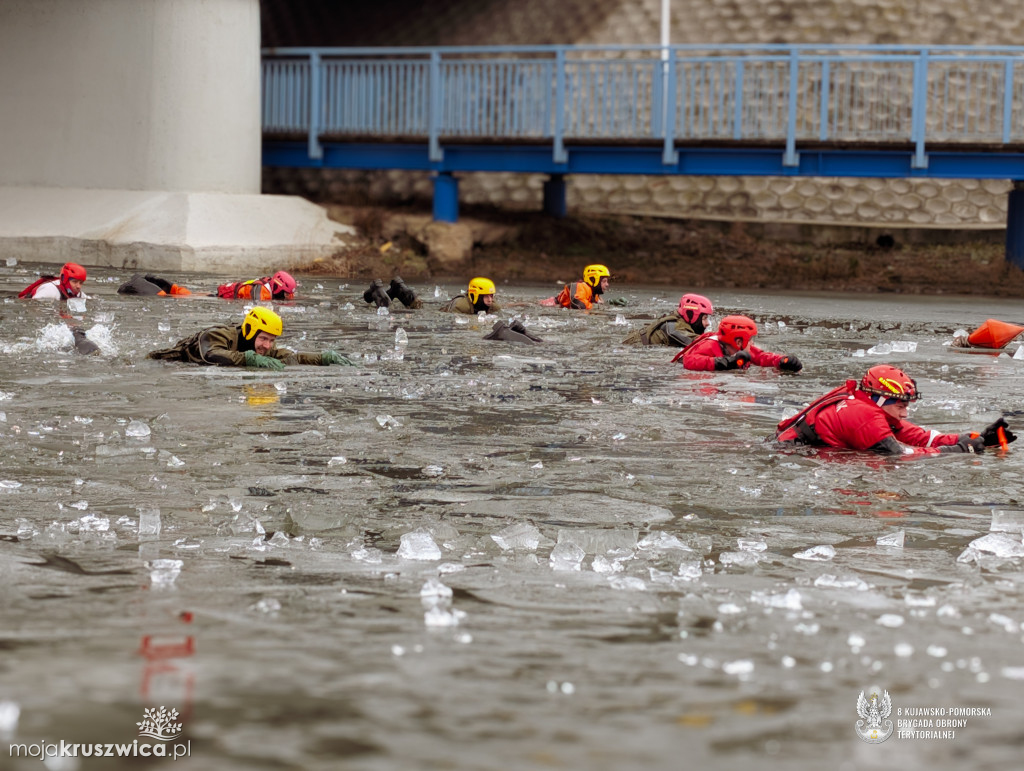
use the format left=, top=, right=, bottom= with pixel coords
left=549, top=542, right=585, bottom=571
left=148, top=559, right=183, bottom=587
left=0, top=480, right=23, bottom=490
left=866, top=342, right=892, bottom=355
left=420, top=578, right=453, bottom=607
left=251, top=597, right=281, bottom=614
left=125, top=420, right=151, bottom=438
left=1001, top=667, right=1024, bottom=680
left=424, top=606, right=465, bottom=627
left=609, top=576, right=646, bottom=591
left=592, top=554, right=624, bottom=573
left=5, top=257, right=16, bottom=267
left=877, top=530, right=905, bottom=548
left=67, top=297, right=87, bottom=314
left=77, top=514, right=109, bottom=532
left=327, top=456, right=347, bottom=466
left=612, top=314, right=628, bottom=326
left=737, top=538, right=767, bottom=552
left=422, top=465, right=444, bottom=477
left=0, top=700, right=20, bottom=733
left=376, top=415, right=401, bottom=430
left=158, top=321, right=171, bottom=332
left=963, top=532, right=1024, bottom=559
left=990, top=510, right=1024, bottom=534
left=722, top=660, right=754, bottom=676
left=395, top=328, right=409, bottom=349
left=1014, top=345, right=1024, bottom=360
left=890, top=341, right=918, bottom=353
left=814, top=574, right=869, bottom=591
left=491, top=522, right=542, bottom=552
left=398, top=530, right=442, bottom=560
left=751, top=588, right=803, bottom=610
left=677, top=559, right=703, bottom=581
left=351, top=547, right=383, bottom=564
left=438, top=562, right=465, bottom=574
left=719, top=551, right=761, bottom=568
left=793, top=544, right=836, bottom=561
left=637, top=532, right=693, bottom=552
left=876, top=614, right=905, bottom=628
left=268, top=531, right=290, bottom=547
left=895, top=643, right=914, bottom=657
left=377, top=305, right=390, bottom=316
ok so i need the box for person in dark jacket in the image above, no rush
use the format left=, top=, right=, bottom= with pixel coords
left=623, top=293, right=713, bottom=347
left=147, top=307, right=355, bottom=370
left=776, top=364, right=1015, bottom=456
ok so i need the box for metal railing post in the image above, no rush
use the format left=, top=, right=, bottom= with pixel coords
left=733, top=59, right=744, bottom=140
left=308, top=52, right=323, bottom=160
left=819, top=59, right=830, bottom=142
left=1003, top=59, right=1015, bottom=144
left=553, top=48, right=567, bottom=164
left=911, top=49, right=929, bottom=169
left=429, top=51, right=444, bottom=162
left=783, top=49, right=800, bottom=167
left=662, top=48, right=678, bottom=165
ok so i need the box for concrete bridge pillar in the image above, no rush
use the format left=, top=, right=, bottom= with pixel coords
left=543, top=175, right=567, bottom=218
left=0, top=0, right=347, bottom=273
left=1007, top=181, right=1024, bottom=271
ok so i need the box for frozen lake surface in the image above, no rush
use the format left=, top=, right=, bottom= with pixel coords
left=2, top=264, right=1024, bottom=770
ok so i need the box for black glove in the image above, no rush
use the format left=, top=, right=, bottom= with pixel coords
left=778, top=355, right=802, bottom=372
left=939, top=436, right=986, bottom=454
left=363, top=279, right=390, bottom=308
left=980, top=417, right=1017, bottom=447
left=713, top=351, right=748, bottom=371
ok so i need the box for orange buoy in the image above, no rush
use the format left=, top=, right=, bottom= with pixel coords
left=967, top=319, right=1024, bottom=349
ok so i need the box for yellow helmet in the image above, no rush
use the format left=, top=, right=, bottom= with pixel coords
left=241, top=307, right=283, bottom=340
left=583, top=264, right=611, bottom=288
left=468, top=277, right=496, bottom=305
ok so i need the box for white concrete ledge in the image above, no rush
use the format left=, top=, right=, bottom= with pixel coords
left=0, top=187, right=354, bottom=273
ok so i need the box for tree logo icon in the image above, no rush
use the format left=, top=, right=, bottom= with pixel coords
left=137, top=706, right=183, bottom=741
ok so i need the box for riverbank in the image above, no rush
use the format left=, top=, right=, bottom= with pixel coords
left=303, top=204, right=1024, bottom=297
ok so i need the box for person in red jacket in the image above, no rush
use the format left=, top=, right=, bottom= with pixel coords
left=776, top=364, right=1016, bottom=456
left=673, top=315, right=802, bottom=372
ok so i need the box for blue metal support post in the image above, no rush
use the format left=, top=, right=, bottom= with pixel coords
left=542, top=174, right=567, bottom=218
left=1006, top=181, right=1024, bottom=269
left=433, top=172, right=459, bottom=223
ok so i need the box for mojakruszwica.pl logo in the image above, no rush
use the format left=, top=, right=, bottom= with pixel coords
left=8, top=706, right=191, bottom=761
left=855, top=686, right=994, bottom=743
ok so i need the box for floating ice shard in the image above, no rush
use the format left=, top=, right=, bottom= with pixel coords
left=751, top=588, right=803, bottom=610
left=961, top=532, right=1024, bottom=559
left=549, top=541, right=585, bottom=571
left=376, top=415, right=401, bottom=430
left=351, top=547, right=383, bottom=564
left=424, top=606, right=464, bottom=627
left=148, top=559, right=183, bottom=587
left=398, top=530, right=442, bottom=560
left=890, top=341, right=918, bottom=353
left=125, top=420, right=151, bottom=438
left=876, top=614, right=905, bottom=628
left=0, top=700, right=20, bottom=733
left=814, top=574, right=869, bottom=591
left=394, top=328, right=408, bottom=348
left=719, top=551, right=761, bottom=568
left=877, top=530, right=905, bottom=548
left=420, top=578, right=453, bottom=607
left=251, top=597, right=281, bottom=614
left=737, top=539, right=767, bottom=552
left=637, top=532, right=693, bottom=552
left=592, top=554, right=624, bottom=573
left=722, top=660, right=755, bottom=676
left=491, top=522, right=541, bottom=552
left=866, top=342, right=892, bottom=355
left=793, top=544, right=836, bottom=561
left=609, top=576, right=646, bottom=591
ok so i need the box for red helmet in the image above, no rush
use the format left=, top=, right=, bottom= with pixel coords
left=716, top=315, right=758, bottom=350
left=678, top=293, right=713, bottom=325
left=270, top=271, right=296, bottom=297
left=860, top=364, right=920, bottom=402
left=60, top=262, right=87, bottom=296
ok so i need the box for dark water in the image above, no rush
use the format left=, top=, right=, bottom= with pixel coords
left=2, top=264, right=1024, bottom=770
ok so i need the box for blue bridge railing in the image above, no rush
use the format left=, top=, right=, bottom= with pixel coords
left=262, top=45, right=1024, bottom=171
